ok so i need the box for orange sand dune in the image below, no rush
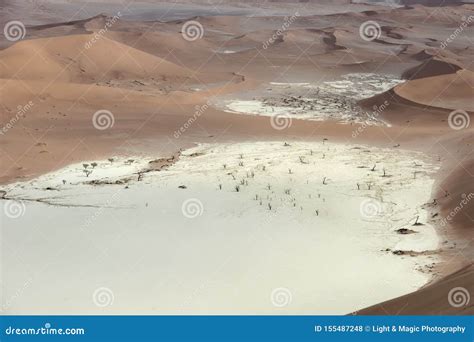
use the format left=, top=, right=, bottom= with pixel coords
left=357, top=264, right=474, bottom=315
left=401, top=57, right=462, bottom=80
left=395, top=69, right=474, bottom=111
left=0, top=35, right=193, bottom=83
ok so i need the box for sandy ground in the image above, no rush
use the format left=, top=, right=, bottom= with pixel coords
left=1, top=0, right=473, bottom=315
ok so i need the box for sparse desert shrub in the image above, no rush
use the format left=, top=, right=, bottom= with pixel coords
left=299, top=156, right=308, bottom=164
left=413, top=216, right=423, bottom=226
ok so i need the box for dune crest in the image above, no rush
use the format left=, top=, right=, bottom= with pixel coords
left=0, top=34, right=193, bottom=83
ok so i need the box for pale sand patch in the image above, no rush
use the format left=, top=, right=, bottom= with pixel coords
left=1, top=141, right=440, bottom=314
left=215, top=73, right=403, bottom=125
